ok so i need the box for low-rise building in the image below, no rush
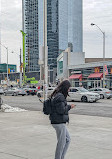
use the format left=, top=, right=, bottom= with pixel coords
left=57, top=50, right=112, bottom=89
left=0, top=63, right=17, bottom=73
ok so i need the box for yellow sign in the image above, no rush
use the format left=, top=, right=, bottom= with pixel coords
left=111, top=68, right=112, bottom=74
left=94, top=67, right=100, bottom=73
left=17, top=79, right=19, bottom=83
left=8, top=68, right=10, bottom=74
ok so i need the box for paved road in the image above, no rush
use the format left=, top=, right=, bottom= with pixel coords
left=2, top=95, right=112, bottom=118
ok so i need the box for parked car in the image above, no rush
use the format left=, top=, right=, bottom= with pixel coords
left=23, top=87, right=38, bottom=95
left=37, top=87, right=55, bottom=98
left=109, top=88, right=112, bottom=91
left=4, top=88, right=19, bottom=96
left=67, top=87, right=100, bottom=102
left=18, top=88, right=27, bottom=96
left=88, top=88, right=112, bottom=99
left=28, top=88, right=38, bottom=95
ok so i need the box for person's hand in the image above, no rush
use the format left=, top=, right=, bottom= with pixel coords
left=70, top=104, right=76, bottom=109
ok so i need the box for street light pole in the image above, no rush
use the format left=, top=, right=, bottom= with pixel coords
left=91, top=23, right=105, bottom=88
left=12, top=49, right=22, bottom=87
left=20, top=47, right=22, bottom=87
left=103, top=32, right=105, bottom=88
left=0, top=43, right=9, bottom=85
left=43, top=0, right=48, bottom=100
left=6, top=47, right=8, bottom=84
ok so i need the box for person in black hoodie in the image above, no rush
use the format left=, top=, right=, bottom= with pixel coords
left=50, top=80, right=75, bottom=159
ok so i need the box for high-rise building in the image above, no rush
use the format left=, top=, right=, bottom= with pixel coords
left=24, top=0, right=39, bottom=72
left=68, top=0, right=83, bottom=52
left=0, top=1, right=1, bottom=63
left=24, top=0, right=83, bottom=72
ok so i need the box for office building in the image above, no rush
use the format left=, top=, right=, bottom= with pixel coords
left=24, top=0, right=39, bottom=72
left=68, top=0, right=83, bottom=52
left=24, top=0, right=83, bottom=72
left=0, top=1, right=1, bottom=63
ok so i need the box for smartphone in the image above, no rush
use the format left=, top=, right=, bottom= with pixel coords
left=39, top=98, right=43, bottom=103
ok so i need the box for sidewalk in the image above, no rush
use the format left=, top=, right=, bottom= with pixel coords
left=0, top=111, right=112, bottom=159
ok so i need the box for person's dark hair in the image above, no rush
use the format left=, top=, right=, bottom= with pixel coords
left=51, top=80, right=71, bottom=98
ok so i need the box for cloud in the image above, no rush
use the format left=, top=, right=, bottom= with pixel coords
left=1, top=0, right=112, bottom=71
left=1, top=0, right=22, bottom=70
left=83, top=0, right=112, bottom=58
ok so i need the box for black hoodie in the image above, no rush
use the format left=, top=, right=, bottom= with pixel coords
left=49, top=93, right=71, bottom=124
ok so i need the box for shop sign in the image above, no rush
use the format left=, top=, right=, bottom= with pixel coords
left=94, top=67, right=100, bottom=73
left=79, top=77, right=82, bottom=81
left=8, top=68, right=10, bottom=74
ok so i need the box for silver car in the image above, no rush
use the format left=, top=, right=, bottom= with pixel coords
left=18, top=88, right=27, bottom=96
left=88, top=88, right=112, bottom=99
left=37, top=87, right=55, bottom=98
left=4, top=88, right=19, bottom=96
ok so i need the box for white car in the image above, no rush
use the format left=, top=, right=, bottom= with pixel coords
left=37, top=87, right=55, bottom=98
left=67, top=87, right=100, bottom=102
left=88, top=88, right=112, bottom=99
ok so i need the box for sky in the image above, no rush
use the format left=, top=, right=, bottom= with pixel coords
left=0, top=0, right=112, bottom=72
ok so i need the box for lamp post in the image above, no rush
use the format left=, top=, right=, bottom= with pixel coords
left=12, top=48, right=22, bottom=87
left=43, top=0, right=48, bottom=100
left=0, top=43, right=9, bottom=85
left=91, top=23, right=105, bottom=88
left=21, top=0, right=26, bottom=85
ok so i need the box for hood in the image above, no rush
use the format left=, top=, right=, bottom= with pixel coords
left=80, top=92, right=99, bottom=96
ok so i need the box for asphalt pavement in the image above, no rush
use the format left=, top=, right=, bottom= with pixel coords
left=0, top=110, right=112, bottom=159
left=2, top=95, right=112, bottom=118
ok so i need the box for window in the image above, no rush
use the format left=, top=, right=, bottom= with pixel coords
left=70, top=89, right=78, bottom=92
left=97, top=89, right=102, bottom=91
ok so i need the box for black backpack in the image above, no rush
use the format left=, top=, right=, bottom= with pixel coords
left=43, top=98, right=53, bottom=115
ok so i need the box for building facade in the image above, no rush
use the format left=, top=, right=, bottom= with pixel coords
left=68, top=61, right=112, bottom=89
left=0, top=1, right=1, bottom=63
left=57, top=52, right=112, bottom=89
left=24, top=0, right=83, bottom=72
left=24, top=0, right=39, bottom=72
left=0, top=64, right=16, bottom=73
left=68, top=0, right=83, bottom=52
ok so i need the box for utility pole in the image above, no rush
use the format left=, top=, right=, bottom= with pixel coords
left=91, top=23, right=106, bottom=87
left=43, top=0, right=48, bottom=100
left=20, top=48, right=22, bottom=87
left=0, top=43, right=9, bottom=85
left=103, top=32, right=105, bottom=88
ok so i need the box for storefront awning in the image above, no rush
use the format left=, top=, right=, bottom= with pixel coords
left=88, top=73, right=103, bottom=78
left=69, top=74, right=82, bottom=79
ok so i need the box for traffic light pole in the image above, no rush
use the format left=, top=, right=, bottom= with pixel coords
left=20, top=48, right=22, bottom=87
left=20, top=30, right=26, bottom=85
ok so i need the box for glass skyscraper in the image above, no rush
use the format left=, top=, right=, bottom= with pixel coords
left=24, top=0, right=83, bottom=72
left=68, top=0, right=83, bottom=52
left=24, top=0, right=39, bottom=72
